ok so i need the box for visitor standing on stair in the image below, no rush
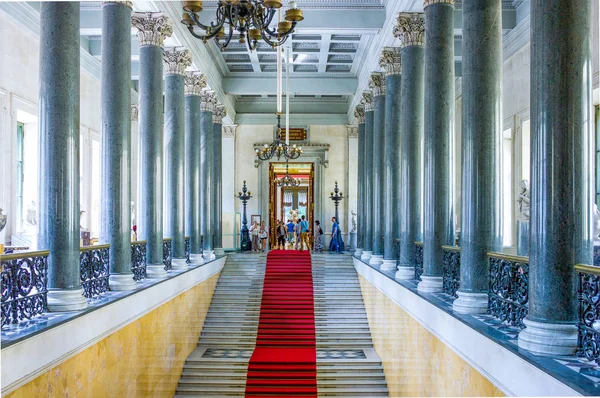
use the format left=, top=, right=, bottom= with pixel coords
left=313, top=220, right=324, bottom=252
left=294, top=219, right=302, bottom=250
left=250, top=221, right=259, bottom=252
left=286, top=219, right=295, bottom=248
left=299, top=215, right=311, bottom=252
left=259, top=221, right=269, bottom=252
left=277, top=221, right=287, bottom=250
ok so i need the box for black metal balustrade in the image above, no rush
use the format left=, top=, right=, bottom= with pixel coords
left=576, top=264, right=600, bottom=363
left=163, top=238, right=172, bottom=271
left=414, top=242, right=424, bottom=281
left=131, top=241, right=147, bottom=282
left=79, top=245, right=110, bottom=299
left=488, top=252, right=529, bottom=328
left=442, top=246, right=461, bottom=298
left=185, top=236, right=191, bottom=264
left=1, top=251, right=49, bottom=328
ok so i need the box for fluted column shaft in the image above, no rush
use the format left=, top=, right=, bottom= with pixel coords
left=361, top=101, right=375, bottom=260
left=419, top=1, right=455, bottom=293
left=212, top=119, right=224, bottom=254
left=518, top=0, right=594, bottom=356
left=453, top=0, right=503, bottom=313
left=200, top=92, right=215, bottom=256
left=185, top=94, right=201, bottom=258
left=101, top=1, right=136, bottom=291
left=371, top=91, right=386, bottom=264
left=382, top=60, right=402, bottom=270
left=355, top=118, right=365, bottom=255
left=39, top=2, right=87, bottom=311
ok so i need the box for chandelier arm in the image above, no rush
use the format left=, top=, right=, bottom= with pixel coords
left=221, top=25, right=235, bottom=49
left=186, top=25, right=210, bottom=40
left=260, top=31, right=279, bottom=47
left=263, top=8, right=277, bottom=29
left=188, top=11, right=213, bottom=32
left=277, top=22, right=297, bottom=37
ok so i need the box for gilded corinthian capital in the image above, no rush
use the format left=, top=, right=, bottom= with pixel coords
left=200, top=90, right=218, bottom=112
left=163, top=47, right=192, bottom=76
left=394, top=13, right=425, bottom=48
left=354, top=105, right=365, bottom=124
left=184, top=71, right=207, bottom=96
left=379, top=47, right=402, bottom=77
left=423, top=0, right=455, bottom=8
left=369, top=72, right=386, bottom=97
left=131, top=12, right=173, bottom=48
left=361, top=91, right=374, bottom=112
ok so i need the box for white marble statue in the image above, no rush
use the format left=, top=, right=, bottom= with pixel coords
left=288, top=208, right=299, bottom=223
left=351, top=210, right=357, bottom=232
left=0, top=208, right=6, bottom=233
left=594, top=204, right=600, bottom=245
left=517, top=179, right=530, bottom=222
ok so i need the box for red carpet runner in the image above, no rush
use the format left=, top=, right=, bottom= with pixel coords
left=245, top=250, right=317, bottom=397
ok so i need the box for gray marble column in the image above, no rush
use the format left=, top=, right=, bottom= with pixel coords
left=354, top=106, right=366, bottom=257
left=38, top=1, right=87, bottom=311
left=163, top=47, right=192, bottom=271
left=418, top=0, right=455, bottom=293
left=453, top=0, right=503, bottom=314
left=132, top=12, right=172, bottom=278
left=213, top=105, right=226, bottom=256
left=200, top=90, right=217, bottom=259
left=369, top=72, right=386, bottom=266
left=184, top=72, right=207, bottom=264
left=380, top=48, right=402, bottom=271
left=518, top=0, right=594, bottom=356
left=360, top=91, right=375, bottom=261
left=394, top=13, right=425, bottom=280
left=101, top=1, right=136, bottom=291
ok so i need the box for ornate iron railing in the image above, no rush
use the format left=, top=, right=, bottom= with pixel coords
left=487, top=252, right=529, bottom=328
left=131, top=241, right=147, bottom=282
left=395, top=238, right=401, bottom=265
left=185, top=236, right=191, bottom=265
left=163, top=238, right=172, bottom=271
left=442, top=246, right=461, bottom=298
left=1, top=250, right=49, bottom=328
left=576, top=264, right=600, bottom=363
left=415, top=242, right=423, bottom=281
left=79, top=245, right=110, bottom=299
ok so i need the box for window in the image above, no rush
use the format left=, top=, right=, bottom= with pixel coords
left=16, top=123, right=24, bottom=232
left=90, top=138, right=101, bottom=238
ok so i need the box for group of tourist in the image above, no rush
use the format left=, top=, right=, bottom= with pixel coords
left=251, top=216, right=345, bottom=253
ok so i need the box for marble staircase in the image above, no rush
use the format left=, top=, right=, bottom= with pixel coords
left=175, top=252, right=388, bottom=397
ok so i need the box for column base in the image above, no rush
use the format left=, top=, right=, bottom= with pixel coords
left=380, top=259, right=397, bottom=271
left=109, top=273, right=137, bottom=291
left=361, top=250, right=373, bottom=261
left=146, top=263, right=169, bottom=279
left=203, top=250, right=215, bottom=260
left=189, top=253, right=205, bottom=265
left=354, top=247, right=364, bottom=257
left=452, top=291, right=488, bottom=314
left=214, top=247, right=225, bottom=256
left=47, top=288, right=88, bottom=312
left=172, top=257, right=188, bottom=271
left=368, top=254, right=383, bottom=266
left=417, top=275, right=443, bottom=293
left=518, top=318, right=578, bottom=356
left=395, top=266, right=415, bottom=280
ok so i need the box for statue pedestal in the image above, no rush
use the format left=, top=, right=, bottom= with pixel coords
left=517, top=221, right=529, bottom=257
left=348, top=231, right=357, bottom=251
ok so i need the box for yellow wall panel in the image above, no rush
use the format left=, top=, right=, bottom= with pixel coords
left=7, top=273, right=219, bottom=398
left=359, top=275, right=504, bottom=398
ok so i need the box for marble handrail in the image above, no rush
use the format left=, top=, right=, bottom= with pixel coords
left=487, top=251, right=529, bottom=263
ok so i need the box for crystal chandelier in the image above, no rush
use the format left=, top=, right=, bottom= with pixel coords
left=181, top=1, right=303, bottom=51
left=275, top=161, right=301, bottom=187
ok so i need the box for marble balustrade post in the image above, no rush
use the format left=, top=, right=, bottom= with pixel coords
left=394, top=13, right=425, bottom=280
left=419, top=0, right=455, bottom=293
left=369, top=72, right=386, bottom=266
left=453, top=0, right=503, bottom=314
left=213, top=106, right=226, bottom=257
left=360, top=91, right=375, bottom=261
left=39, top=1, right=88, bottom=311
left=200, top=90, right=217, bottom=259
left=101, top=0, right=136, bottom=291
left=354, top=105, right=365, bottom=257
left=380, top=48, right=402, bottom=271
left=163, top=47, right=192, bottom=271
left=184, top=72, right=207, bottom=264
left=132, top=12, right=172, bottom=278
left=518, top=0, right=594, bottom=356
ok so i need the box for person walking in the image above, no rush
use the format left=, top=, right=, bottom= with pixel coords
left=286, top=219, right=295, bottom=248
left=313, top=220, right=324, bottom=252
left=250, top=221, right=259, bottom=252
left=277, top=220, right=287, bottom=250
left=259, top=221, right=269, bottom=252
left=294, top=219, right=302, bottom=250
left=299, top=215, right=311, bottom=252
left=329, top=216, right=345, bottom=253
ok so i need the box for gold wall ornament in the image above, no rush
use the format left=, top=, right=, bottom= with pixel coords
left=361, top=91, right=374, bottom=112
left=163, top=47, right=193, bottom=76
left=369, top=72, right=386, bottom=97
left=184, top=71, right=207, bottom=96
left=354, top=105, right=365, bottom=124
left=131, top=12, right=173, bottom=48
left=394, top=13, right=425, bottom=48
left=379, top=47, right=402, bottom=77
left=423, top=0, right=455, bottom=8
